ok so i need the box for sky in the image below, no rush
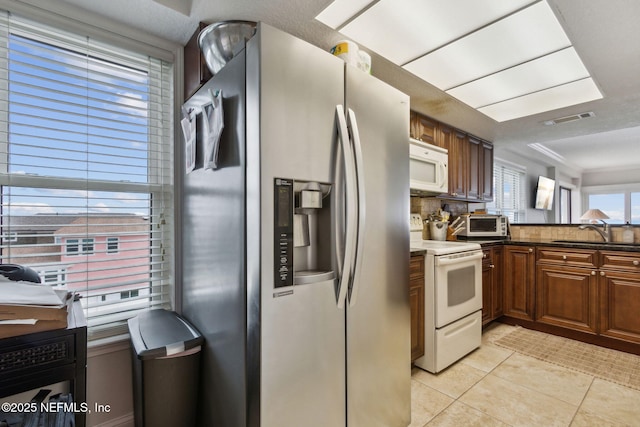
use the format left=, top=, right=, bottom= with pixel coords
left=5, top=33, right=153, bottom=217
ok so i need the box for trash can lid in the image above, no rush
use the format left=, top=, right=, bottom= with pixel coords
left=128, top=309, right=203, bottom=359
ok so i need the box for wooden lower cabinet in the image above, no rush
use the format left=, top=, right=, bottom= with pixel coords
left=599, top=269, right=640, bottom=344
left=482, top=246, right=503, bottom=324
left=536, top=264, right=598, bottom=333
left=410, top=255, right=425, bottom=362
left=503, top=245, right=535, bottom=321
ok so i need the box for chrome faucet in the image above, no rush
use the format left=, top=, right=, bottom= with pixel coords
left=578, top=222, right=611, bottom=242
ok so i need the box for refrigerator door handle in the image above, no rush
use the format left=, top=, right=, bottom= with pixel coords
left=347, top=108, right=366, bottom=306
left=335, top=105, right=356, bottom=309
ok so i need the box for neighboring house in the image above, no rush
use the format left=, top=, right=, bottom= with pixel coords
left=1, top=214, right=151, bottom=306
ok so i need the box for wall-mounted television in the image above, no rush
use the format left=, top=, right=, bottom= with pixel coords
left=534, top=176, right=555, bottom=210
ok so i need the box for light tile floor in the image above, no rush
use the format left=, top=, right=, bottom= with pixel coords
left=411, top=322, right=640, bottom=427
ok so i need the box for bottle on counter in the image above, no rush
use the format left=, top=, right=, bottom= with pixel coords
left=622, top=222, right=635, bottom=243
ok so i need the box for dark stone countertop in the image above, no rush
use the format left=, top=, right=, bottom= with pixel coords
left=475, top=238, right=640, bottom=252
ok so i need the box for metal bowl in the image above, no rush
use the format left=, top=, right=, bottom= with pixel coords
left=198, top=21, right=257, bottom=75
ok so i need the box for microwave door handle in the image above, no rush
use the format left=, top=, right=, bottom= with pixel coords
left=440, top=162, right=447, bottom=188
left=347, top=108, right=366, bottom=307
left=335, top=105, right=356, bottom=309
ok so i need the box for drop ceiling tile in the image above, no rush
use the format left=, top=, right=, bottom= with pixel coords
left=315, top=0, right=375, bottom=29
left=337, top=0, right=532, bottom=65
left=447, top=47, right=589, bottom=108
left=478, top=78, right=603, bottom=122
left=403, top=1, right=571, bottom=89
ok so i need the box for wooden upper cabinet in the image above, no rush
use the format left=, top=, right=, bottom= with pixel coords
left=409, top=111, right=493, bottom=201
left=412, top=114, right=443, bottom=148
left=184, top=22, right=213, bottom=101
left=467, top=136, right=481, bottom=200
left=448, top=130, right=467, bottom=199
left=481, top=140, right=494, bottom=201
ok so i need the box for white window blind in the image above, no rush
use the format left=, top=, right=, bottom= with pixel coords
left=487, top=161, right=526, bottom=223
left=0, top=11, right=174, bottom=341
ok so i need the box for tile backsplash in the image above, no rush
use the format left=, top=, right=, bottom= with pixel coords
left=510, top=224, right=639, bottom=244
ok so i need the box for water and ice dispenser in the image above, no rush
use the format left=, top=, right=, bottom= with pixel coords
left=274, top=178, right=335, bottom=288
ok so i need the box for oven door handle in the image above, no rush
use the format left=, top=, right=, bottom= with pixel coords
left=435, top=251, right=483, bottom=266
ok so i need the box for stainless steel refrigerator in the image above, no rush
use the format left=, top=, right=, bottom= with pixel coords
left=180, top=23, right=410, bottom=427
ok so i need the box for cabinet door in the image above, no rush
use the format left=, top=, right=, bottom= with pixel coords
left=482, top=247, right=504, bottom=325
left=467, top=136, right=481, bottom=200
left=413, top=114, right=440, bottom=147
left=492, top=246, right=503, bottom=319
left=536, top=264, right=598, bottom=333
left=482, top=253, right=492, bottom=324
left=481, top=141, right=494, bottom=201
left=443, top=128, right=467, bottom=199
left=184, top=22, right=213, bottom=101
left=599, top=270, right=640, bottom=343
left=409, top=281, right=425, bottom=361
left=503, top=246, right=535, bottom=321
left=409, top=256, right=425, bottom=361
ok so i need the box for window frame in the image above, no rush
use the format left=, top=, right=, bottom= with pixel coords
left=582, top=184, right=640, bottom=224
left=487, top=159, right=527, bottom=223
left=0, top=10, right=175, bottom=343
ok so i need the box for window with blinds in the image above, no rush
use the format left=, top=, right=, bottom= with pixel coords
left=0, top=12, right=174, bottom=342
left=487, top=161, right=526, bottom=223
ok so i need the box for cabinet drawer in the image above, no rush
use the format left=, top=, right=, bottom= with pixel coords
left=600, top=251, right=640, bottom=272
left=410, top=255, right=424, bottom=280
left=537, top=247, right=597, bottom=268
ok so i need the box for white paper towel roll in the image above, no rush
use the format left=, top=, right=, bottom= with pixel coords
left=330, top=40, right=360, bottom=67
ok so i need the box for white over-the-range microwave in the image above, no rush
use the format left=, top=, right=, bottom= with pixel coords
left=409, top=138, right=448, bottom=195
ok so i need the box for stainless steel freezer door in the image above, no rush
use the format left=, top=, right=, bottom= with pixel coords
left=345, top=67, right=411, bottom=427
left=252, top=24, right=347, bottom=427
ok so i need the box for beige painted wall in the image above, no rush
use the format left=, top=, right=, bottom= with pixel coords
left=87, top=341, right=134, bottom=427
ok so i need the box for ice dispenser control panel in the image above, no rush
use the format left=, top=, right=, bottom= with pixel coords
left=274, top=178, right=294, bottom=288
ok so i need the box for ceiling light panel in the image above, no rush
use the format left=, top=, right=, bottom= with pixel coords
left=334, top=0, right=532, bottom=65
left=478, top=78, right=603, bottom=122
left=447, top=47, right=589, bottom=108
left=315, top=0, right=375, bottom=29
left=403, top=1, right=571, bottom=90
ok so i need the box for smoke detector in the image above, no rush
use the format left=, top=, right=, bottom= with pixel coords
left=543, top=111, right=595, bottom=126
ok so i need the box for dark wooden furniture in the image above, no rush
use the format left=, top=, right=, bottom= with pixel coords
left=536, top=247, right=598, bottom=334
left=502, top=245, right=536, bottom=321
left=496, top=243, right=640, bottom=355
left=599, top=250, right=640, bottom=344
left=409, top=254, right=425, bottom=362
left=409, top=110, right=493, bottom=202
left=184, top=22, right=213, bottom=101
left=0, top=302, right=87, bottom=427
left=482, top=246, right=503, bottom=325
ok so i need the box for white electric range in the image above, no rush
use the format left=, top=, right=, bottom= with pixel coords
left=410, top=214, right=483, bottom=373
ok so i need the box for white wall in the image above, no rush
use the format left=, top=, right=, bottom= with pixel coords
left=494, top=148, right=555, bottom=223
left=582, top=167, right=640, bottom=187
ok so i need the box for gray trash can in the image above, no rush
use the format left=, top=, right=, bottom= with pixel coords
left=128, top=309, right=203, bottom=427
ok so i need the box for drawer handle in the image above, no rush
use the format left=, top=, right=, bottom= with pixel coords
left=600, top=271, right=605, bottom=276
left=490, top=264, right=495, bottom=269
left=529, top=248, right=533, bottom=253
left=592, top=271, right=596, bottom=275
left=634, top=260, right=639, bottom=266
left=562, top=255, right=567, bottom=260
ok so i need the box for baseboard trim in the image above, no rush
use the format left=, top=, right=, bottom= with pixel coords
left=92, top=412, right=134, bottom=427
